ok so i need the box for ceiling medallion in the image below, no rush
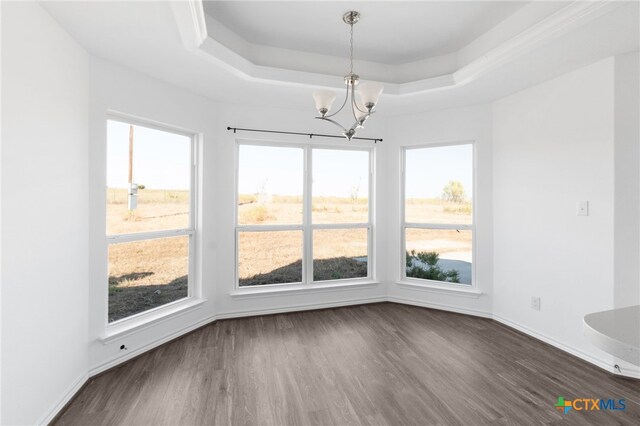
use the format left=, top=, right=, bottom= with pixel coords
left=312, top=11, right=384, bottom=141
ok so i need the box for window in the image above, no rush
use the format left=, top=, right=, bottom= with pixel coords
left=237, top=143, right=372, bottom=287
left=106, top=118, right=195, bottom=322
left=402, top=143, right=474, bottom=285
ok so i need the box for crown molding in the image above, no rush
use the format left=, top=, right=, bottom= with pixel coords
left=170, top=0, right=207, bottom=50
left=453, top=0, right=617, bottom=87
left=171, top=0, right=622, bottom=97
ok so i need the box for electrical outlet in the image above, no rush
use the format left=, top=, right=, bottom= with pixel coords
left=577, top=201, right=589, bottom=216
left=531, top=296, right=541, bottom=311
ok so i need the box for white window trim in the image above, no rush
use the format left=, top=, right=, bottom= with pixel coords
left=234, top=140, right=375, bottom=291
left=399, top=140, right=478, bottom=291
left=104, top=114, right=202, bottom=333
left=101, top=297, right=207, bottom=343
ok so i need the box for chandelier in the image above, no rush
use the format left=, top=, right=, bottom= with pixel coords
left=312, top=11, right=384, bottom=141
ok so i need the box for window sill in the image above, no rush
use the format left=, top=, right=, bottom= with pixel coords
left=230, top=280, right=380, bottom=298
left=101, top=297, right=207, bottom=344
left=395, top=280, right=483, bottom=298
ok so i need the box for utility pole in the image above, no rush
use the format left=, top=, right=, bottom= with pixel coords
left=127, top=125, right=138, bottom=211
left=128, top=124, right=133, bottom=184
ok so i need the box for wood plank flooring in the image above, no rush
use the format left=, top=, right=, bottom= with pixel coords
left=55, top=303, right=640, bottom=425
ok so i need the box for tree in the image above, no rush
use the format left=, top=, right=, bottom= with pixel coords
left=406, top=250, right=460, bottom=283
left=442, top=180, right=465, bottom=203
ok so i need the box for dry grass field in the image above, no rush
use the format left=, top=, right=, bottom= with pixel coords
left=405, top=228, right=472, bottom=256
left=237, top=227, right=368, bottom=286
left=107, top=188, right=189, bottom=322
left=405, top=197, right=472, bottom=225
left=107, top=189, right=471, bottom=321
left=237, top=194, right=369, bottom=286
left=108, top=236, right=188, bottom=322
left=238, top=194, right=369, bottom=225
left=107, top=188, right=189, bottom=235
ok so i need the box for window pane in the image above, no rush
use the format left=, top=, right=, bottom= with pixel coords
left=238, top=145, right=303, bottom=225
left=405, top=228, right=472, bottom=285
left=238, top=231, right=303, bottom=286
left=106, top=120, right=191, bottom=235
left=405, top=144, right=472, bottom=224
left=313, top=149, right=369, bottom=224
left=313, top=228, right=368, bottom=281
left=108, top=236, right=189, bottom=322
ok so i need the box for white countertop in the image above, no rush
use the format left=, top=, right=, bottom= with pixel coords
left=583, top=305, right=640, bottom=367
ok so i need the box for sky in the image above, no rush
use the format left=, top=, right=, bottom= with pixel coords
left=405, top=144, right=473, bottom=200
left=107, top=120, right=191, bottom=190
left=239, top=144, right=472, bottom=200
left=238, top=145, right=369, bottom=198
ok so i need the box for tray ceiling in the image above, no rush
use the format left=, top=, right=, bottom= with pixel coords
left=202, top=1, right=527, bottom=65
left=40, top=0, right=639, bottom=114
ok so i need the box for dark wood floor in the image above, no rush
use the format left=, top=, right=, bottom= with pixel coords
left=55, top=303, right=639, bottom=425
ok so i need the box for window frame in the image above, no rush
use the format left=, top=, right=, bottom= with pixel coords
left=400, top=140, right=476, bottom=289
left=234, top=140, right=374, bottom=289
left=105, top=114, right=199, bottom=327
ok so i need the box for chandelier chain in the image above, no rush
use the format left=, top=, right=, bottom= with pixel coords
left=349, top=22, right=354, bottom=75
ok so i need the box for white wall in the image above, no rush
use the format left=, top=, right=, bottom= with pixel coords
left=1, top=2, right=89, bottom=424
left=492, top=58, right=616, bottom=370
left=0, top=2, right=3, bottom=423
left=88, top=58, right=219, bottom=373
left=88, top=58, right=387, bottom=374
left=385, top=105, right=494, bottom=316
left=613, top=52, right=640, bottom=309
left=0, top=1, right=3, bottom=420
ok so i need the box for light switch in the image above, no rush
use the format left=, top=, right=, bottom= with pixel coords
left=577, top=201, right=589, bottom=216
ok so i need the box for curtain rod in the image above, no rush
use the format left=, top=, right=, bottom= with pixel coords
left=226, top=126, right=382, bottom=143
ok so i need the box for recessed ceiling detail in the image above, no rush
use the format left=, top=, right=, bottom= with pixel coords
left=173, top=0, right=623, bottom=96
left=203, top=1, right=526, bottom=65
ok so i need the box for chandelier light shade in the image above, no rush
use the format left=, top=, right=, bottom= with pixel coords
left=312, top=90, right=337, bottom=115
left=357, top=82, right=384, bottom=108
left=313, top=11, right=384, bottom=141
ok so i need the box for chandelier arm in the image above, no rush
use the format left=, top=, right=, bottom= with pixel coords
left=353, top=110, right=376, bottom=130
left=315, top=116, right=347, bottom=133
left=349, top=94, right=363, bottom=130
left=323, top=87, right=350, bottom=119
left=353, top=101, right=369, bottom=115
left=350, top=86, right=360, bottom=122
left=348, top=118, right=362, bottom=132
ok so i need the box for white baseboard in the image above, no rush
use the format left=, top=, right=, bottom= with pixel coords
left=387, top=295, right=493, bottom=319
left=38, top=372, right=88, bottom=425
left=89, top=313, right=218, bottom=376
left=215, top=296, right=387, bottom=320
left=492, top=313, right=640, bottom=380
